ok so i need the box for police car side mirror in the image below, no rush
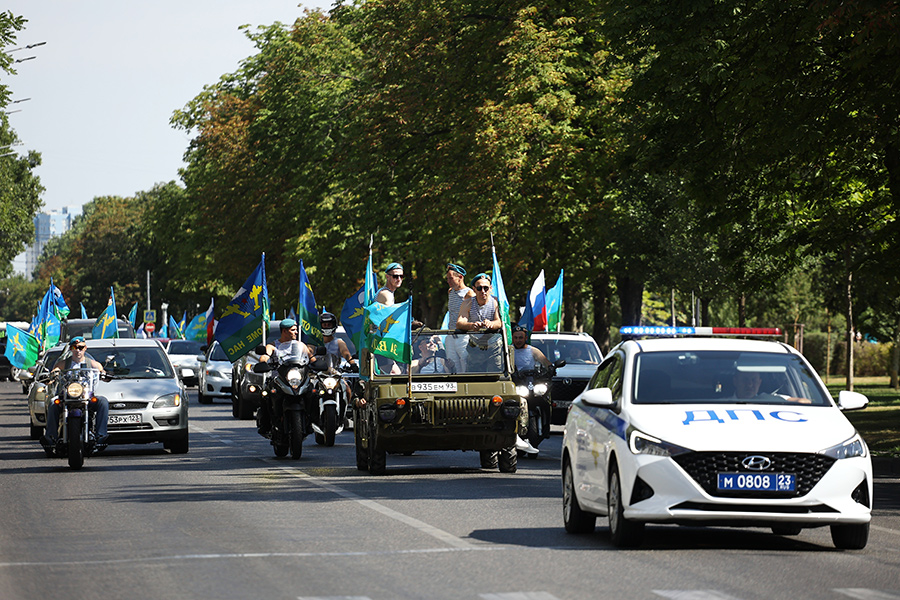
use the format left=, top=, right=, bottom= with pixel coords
left=580, top=387, right=614, bottom=407
left=837, top=390, right=868, bottom=411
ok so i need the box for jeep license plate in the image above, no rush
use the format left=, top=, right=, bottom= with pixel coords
left=411, top=382, right=457, bottom=393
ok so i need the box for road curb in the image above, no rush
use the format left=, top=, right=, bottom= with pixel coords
left=873, top=456, right=900, bottom=478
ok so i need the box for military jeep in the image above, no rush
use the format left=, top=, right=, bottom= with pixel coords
left=354, top=329, right=522, bottom=475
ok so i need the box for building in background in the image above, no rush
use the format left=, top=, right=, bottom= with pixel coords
left=12, top=206, right=81, bottom=280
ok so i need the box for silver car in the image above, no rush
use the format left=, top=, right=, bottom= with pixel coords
left=79, top=338, right=191, bottom=453
left=164, top=339, right=204, bottom=387
left=529, top=331, right=604, bottom=424
left=197, top=341, right=232, bottom=404
left=26, top=346, right=66, bottom=440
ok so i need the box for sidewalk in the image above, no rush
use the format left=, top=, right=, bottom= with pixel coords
left=873, top=456, right=900, bottom=478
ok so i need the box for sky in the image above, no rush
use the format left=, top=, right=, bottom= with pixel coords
left=5, top=1, right=329, bottom=272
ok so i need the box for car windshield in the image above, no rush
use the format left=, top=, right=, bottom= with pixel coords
left=531, top=338, right=601, bottom=364
left=98, top=347, right=174, bottom=379
left=632, top=350, right=831, bottom=406
left=209, top=343, right=229, bottom=362
left=374, top=330, right=508, bottom=376
left=168, top=340, right=203, bottom=355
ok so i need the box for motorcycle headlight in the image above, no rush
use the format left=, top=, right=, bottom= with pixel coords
left=66, top=382, right=84, bottom=399
left=244, top=363, right=254, bottom=372
left=533, top=383, right=548, bottom=395
left=821, top=433, right=868, bottom=460
left=516, top=385, right=529, bottom=397
left=322, top=377, right=338, bottom=391
left=153, top=393, right=182, bottom=408
left=629, top=429, right=690, bottom=457
left=287, top=368, right=304, bottom=388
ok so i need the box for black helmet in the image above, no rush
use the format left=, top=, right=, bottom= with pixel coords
left=320, top=312, right=337, bottom=336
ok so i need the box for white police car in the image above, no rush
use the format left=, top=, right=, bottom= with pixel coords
left=562, top=327, right=872, bottom=549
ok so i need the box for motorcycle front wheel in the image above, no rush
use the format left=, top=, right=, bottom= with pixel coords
left=322, top=405, right=338, bottom=447
left=527, top=409, right=543, bottom=449
left=67, top=417, right=84, bottom=470
left=289, top=411, right=304, bottom=459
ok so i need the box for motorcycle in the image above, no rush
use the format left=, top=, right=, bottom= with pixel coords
left=513, top=359, right=565, bottom=457
left=44, top=366, right=105, bottom=469
left=253, top=341, right=315, bottom=459
left=308, top=353, right=351, bottom=447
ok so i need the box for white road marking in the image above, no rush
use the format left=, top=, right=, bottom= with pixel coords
left=871, top=525, right=900, bottom=536
left=834, top=590, right=900, bottom=600
left=653, top=592, right=744, bottom=600
left=480, top=593, right=561, bottom=600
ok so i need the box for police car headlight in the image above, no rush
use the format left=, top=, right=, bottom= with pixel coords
left=153, top=393, right=182, bottom=408
left=322, top=377, right=338, bottom=390
left=516, top=385, right=529, bottom=397
left=629, top=430, right=690, bottom=457
left=533, top=383, right=548, bottom=395
left=821, top=433, right=867, bottom=460
left=287, top=368, right=304, bottom=387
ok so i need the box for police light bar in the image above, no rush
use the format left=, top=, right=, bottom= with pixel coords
left=620, top=326, right=782, bottom=337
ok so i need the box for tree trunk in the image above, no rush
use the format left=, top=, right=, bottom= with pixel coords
left=891, top=321, right=899, bottom=390
left=617, top=275, right=643, bottom=327
left=700, top=297, right=711, bottom=327
left=844, top=249, right=854, bottom=392
left=591, top=273, right=611, bottom=355
left=737, top=294, right=746, bottom=328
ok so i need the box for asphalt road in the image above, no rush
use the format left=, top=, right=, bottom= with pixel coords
left=1, top=380, right=899, bottom=600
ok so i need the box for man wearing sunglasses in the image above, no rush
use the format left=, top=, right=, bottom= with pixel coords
left=42, top=336, right=110, bottom=450
left=456, top=273, right=503, bottom=372
left=376, top=262, right=404, bottom=306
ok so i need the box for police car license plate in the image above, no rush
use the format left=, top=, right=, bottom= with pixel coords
left=411, top=382, right=457, bottom=393
left=108, top=414, right=141, bottom=425
left=717, top=473, right=796, bottom=492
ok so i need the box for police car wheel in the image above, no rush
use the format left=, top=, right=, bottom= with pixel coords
left=563, top=459, right=596, bottom=533
left=608, top=466, right=644, bottom=547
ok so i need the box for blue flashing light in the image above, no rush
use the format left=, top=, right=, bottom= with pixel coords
left=620, top=326, right=696, bottom=336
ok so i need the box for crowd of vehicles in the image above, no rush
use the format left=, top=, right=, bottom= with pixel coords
left=9, top=318, right=873, bottom=549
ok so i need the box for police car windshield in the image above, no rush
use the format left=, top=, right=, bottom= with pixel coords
left=633, top=351, right=831, bottom=406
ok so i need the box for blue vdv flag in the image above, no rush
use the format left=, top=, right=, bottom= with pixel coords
left=341, top=267, right=377, bottom=353
left=80, top=302, right=88, bottom=319
left=298, top=259, right=322, bottom=346
left=215, top=255, right=270, bottom=362
left=128, top=302, right=138, bottom=328
left=168, top=315, right=184, bottom=339
left=92, top=287, right=118, bottom=339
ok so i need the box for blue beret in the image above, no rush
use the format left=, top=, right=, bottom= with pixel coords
left=280, top=318, right=297, bottom=329
left=69, top=336, right=86, bottom=346
left=385, top=262, right=403, bottom=273
left=447, top=263, right=466, bottom=276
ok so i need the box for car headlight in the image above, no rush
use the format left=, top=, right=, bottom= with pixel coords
left=533, top=383, right=548, bottom=395
left=516, top=385, right=529, bottom=397
left=821, top=433, right=868, bottom=460
left=153, top=393, right=182, bottom=408
left=629, top=429, right=690, bottom=457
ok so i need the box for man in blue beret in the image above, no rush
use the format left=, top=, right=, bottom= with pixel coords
left=376, top=262, right=404, bottom=306
left=445, top=263, right=474, bottom=372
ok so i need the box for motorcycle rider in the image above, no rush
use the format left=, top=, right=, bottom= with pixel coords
left=316, top=312, right=357, bottom=369
left=511, top=325, right=549, bottom=456
left=257, top=319, right=312, bottom=435
left=41, top=336, right=109, bottom=451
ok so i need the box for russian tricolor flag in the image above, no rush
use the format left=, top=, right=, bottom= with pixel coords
left=521, top=270, right=548, bottom=332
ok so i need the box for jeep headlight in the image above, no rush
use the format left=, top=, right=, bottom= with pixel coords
left=287, top=368, right=304, bottom=388
left=516, top=385, right=529, bottom=397
left=153, top=393, right=182, bottom=408
left=533, top=383, right=548, bottom=395
left=629, top=429, right=690, bottom=457
left=821, top=433, right=868, bottom=460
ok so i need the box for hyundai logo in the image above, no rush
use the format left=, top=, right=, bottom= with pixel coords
left=742, top=455, right=772, bottom=471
